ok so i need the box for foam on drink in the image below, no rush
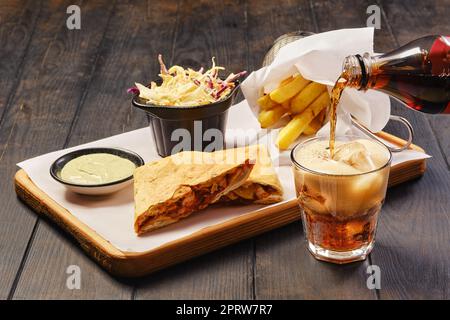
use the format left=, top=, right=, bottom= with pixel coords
left=295, top=138, right=390, bottom=175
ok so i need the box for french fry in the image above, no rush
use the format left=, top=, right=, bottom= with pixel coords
left=257, top=75, right=302, bottom=111
left=281, top=99, right=291, bottom=111
left=304, top=109, right=326, bottom=135
left=276, top=91, right=330, bottom=149
left=258, top=105, right=286, bottom=128
left=290, top=82, right=327, bottom=114
left=257, top=94, right=278, bottom=110
left=280, top=76, right=294, bottom=86
left=269, top=75, right=310, bottom=104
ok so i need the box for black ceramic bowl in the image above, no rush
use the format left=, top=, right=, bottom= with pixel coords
left=132, top=82, right=240, bottom=157
left=50, top=147, right=144, bottom=195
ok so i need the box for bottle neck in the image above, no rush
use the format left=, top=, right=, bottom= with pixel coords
left=342, top=53, right=376, bottom=90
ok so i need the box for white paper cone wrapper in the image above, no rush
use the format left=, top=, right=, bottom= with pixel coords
left=241, top=27, right=391, bottom=141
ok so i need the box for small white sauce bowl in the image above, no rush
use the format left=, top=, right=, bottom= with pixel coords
left=50, top=147, right=144, bottom=196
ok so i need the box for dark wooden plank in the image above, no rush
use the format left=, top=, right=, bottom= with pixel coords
left=429, top=116, right=450, bottom=168
left=13, top=221, right=133, bottom=299
left=246, top=0, right=317, bottom=70
left=0, top=0, right=127, bottom=299
left=132, top=0, right=254, bottom=299
left=169, top=0, right=247, bottom=76
left=135, top=242, right=254, bottom=299
left=378, top=0, right=450, bottom=46
left=310, top=0, right=393, bottom=51
left=64, top=0, right=180, bottom=143
left=0, top=0, right=41, bottom=119
left=251, top=0, right=381, bottom=299
left=0, top=0, right=42, bottom=299
left=365, top=0, right=450, bottom=299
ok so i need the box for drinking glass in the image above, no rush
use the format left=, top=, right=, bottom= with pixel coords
left=291, top=135, right=392, bottom=264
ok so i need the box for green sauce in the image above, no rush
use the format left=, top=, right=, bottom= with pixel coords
left=61, top=153, right=136, bottom=185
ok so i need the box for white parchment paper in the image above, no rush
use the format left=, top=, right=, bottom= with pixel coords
left=17, top=101, right=429, bottom=253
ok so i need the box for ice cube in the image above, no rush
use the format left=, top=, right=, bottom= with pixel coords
left=356, top=139, right=390, bottom=168
left=348, top=170, right=388, bottom=212
left=333, top=141, right=377, bottom=172
left=299, top=192, right=329, bottom=215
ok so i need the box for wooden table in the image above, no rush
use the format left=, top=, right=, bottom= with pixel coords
left=1, top=0, right=449, bottom=300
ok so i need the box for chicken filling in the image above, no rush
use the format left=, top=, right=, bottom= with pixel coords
left=140, top=165, right=251, bottom=226
left=221, top=184, right=277, bottom=202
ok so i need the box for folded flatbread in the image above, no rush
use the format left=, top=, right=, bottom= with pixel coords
left=219, top=145, right=283, bottom=204
left=134, top=149, right=254, bottom=235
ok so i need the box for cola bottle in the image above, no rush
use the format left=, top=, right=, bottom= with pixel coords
left=341, top=35, right=450, bottom=114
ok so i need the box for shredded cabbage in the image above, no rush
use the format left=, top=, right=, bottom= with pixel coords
left=132, top=55, right=246, bottom=107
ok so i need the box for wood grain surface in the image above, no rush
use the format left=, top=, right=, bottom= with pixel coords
left=1, top=0, right=449, bottom=299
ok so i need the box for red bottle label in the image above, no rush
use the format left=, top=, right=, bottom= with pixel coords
left=444, top=102, right=450, bottom=114
left=429, top=36, right=450, bottom=76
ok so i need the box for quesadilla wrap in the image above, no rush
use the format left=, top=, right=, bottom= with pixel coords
left=219, top=145, right=283, bottom=204
left=134, top=150, right=254, bottom=235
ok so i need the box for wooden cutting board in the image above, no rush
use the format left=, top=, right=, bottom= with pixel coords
left=14, top=132, right=426, bottom=277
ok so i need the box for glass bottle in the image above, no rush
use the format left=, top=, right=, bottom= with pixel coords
left=342, top=35, right=449, bottom=114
